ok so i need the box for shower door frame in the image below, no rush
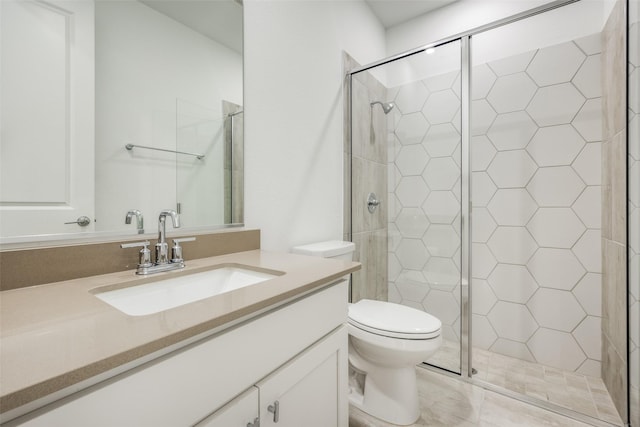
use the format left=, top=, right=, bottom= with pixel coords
left=346, top=1, right=630, bottom=426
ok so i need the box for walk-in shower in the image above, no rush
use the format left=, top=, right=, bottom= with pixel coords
left=346, top=1, right=633, bottom=426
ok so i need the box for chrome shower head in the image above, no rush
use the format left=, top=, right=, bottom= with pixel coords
left=370, top=101, right=395, bottom=114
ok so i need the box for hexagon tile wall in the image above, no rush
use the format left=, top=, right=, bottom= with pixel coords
left=387, top=33, right=604, bottom=375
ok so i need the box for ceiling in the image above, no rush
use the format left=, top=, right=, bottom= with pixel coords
left=365, top=0, right=460, bottom=28
left=141, top=0, right=460, bottom=53
left=141, top=0, right=243, bottom=53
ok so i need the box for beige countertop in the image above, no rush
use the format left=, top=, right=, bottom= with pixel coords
left=0, top=250, right=360, bottom=416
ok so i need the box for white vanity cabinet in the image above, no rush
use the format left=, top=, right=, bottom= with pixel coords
left=195, top=326, right=347, bottom=427
left=257, top=326, right=347, bottom=427
left=7, top=281, right=348, bottom=427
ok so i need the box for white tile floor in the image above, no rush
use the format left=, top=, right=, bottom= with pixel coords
left=349, top=367, right=599, bottom=427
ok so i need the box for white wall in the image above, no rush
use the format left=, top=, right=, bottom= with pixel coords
left=387, top=0, right=615, bottom=58
left=95, top=1, right=242, bottom=232
left=243, top=0, right=385, bottom=252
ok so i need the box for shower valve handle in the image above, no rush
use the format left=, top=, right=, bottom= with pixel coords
left=367, top=193, right=380, bottom=213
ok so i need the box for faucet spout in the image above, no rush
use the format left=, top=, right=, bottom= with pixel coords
left=161, top=209, right=180, bottom=228
left=156, top=210, right=180, bottom=264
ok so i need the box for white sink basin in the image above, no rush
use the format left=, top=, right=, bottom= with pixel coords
left=94, top=266, right=280, bottom=316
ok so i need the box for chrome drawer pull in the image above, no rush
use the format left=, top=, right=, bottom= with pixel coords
left=267, top=400, right=279, bottom=423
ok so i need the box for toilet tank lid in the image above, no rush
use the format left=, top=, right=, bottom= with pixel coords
left=291, top=240, right=355, bottom=258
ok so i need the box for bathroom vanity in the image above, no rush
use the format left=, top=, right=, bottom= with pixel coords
left=0, top=249, right=359, bottom=426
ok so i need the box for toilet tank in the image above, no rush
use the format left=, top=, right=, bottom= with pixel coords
left=291, top=240, right=355, bottom=262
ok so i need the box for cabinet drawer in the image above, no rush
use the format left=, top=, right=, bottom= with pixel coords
left=193, top=387, right=259, bottom=427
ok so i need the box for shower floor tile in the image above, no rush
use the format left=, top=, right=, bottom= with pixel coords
left=354, top=340, right=624, bottom=426
left=472, top=347, right=624, bottom=426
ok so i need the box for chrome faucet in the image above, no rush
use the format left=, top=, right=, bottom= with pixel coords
left=156, top=210, right=180, bottom=265
left=125, top=209, right=144, bottom=234
left=120, top=209, right=195, bottom=275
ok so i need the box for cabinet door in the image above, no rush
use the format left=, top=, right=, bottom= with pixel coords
left=194, top=387, right=259, bottom=427
left=257, top=325, right=348, bottom=427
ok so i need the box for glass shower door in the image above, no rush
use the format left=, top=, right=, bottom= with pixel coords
left=469, top=2, right=626, bottom=424
left=384, top=39, right=464, bottom=373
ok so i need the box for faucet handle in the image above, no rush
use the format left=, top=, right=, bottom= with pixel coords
left=120, top=241, right=153, bottom=268
left=173, top=237, right=196, bottom=244
left=171, top=237, right=196, bottom=263
left=120, top=240, right=150, bottom=249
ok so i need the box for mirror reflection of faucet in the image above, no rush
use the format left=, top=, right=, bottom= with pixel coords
left=125, top=209, right=144, bottom=234
left=121, top=210, right=195, bottom=275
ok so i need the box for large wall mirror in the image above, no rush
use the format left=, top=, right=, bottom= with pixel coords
left=0, top=0, right=243, bottom=243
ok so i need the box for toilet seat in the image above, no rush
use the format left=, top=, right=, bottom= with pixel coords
left=348, top=299, right=441, bottom=340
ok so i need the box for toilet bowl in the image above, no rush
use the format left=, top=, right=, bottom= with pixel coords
left=291, top=241, right=443, bottom=426
left=348, top=299, right=441, bottom=425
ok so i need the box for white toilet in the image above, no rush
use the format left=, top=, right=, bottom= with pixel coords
left=292, top=241, right=442, bottom=425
